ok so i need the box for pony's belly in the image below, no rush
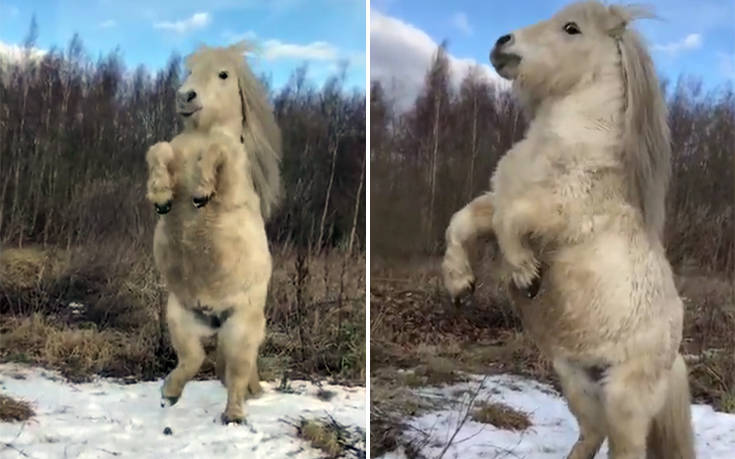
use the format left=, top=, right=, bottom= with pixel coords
left=511, top=251, right=680, bottom=363
left=153, top=215, right=271, bottom=304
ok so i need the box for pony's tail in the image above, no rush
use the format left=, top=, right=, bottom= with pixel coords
left=647, top=353, right=695, bottom=459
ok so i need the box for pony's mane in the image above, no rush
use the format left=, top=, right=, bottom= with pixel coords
left=186, top=43, right=283, bottom=221
left=606, top=3, right=670, bottom=239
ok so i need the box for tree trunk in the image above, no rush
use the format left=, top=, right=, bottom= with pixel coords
left=467, top=91, right=479, bottom=200
left=317, top=133, right=341, bottom=252
left=427, top=92, right=441, bottom=250
left=347, top=154, right=365, bottom=255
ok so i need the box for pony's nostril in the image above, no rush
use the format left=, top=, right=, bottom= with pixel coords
left=496, top=34, right=513, bottom=47
left=186, top=91, right=197, bottom=102
left=192, top=195, right=210, bottom=208
left=155, top=200, right=172, bottom=215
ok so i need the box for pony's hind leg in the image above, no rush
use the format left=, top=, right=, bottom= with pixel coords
left=247, top=362, right=263, bottom=397
left=216, top=334, right=263, bottom=399
left=146, top=142, right=176, bottom=214
left=554, top=360, right=606, bottom=459
left=603, top=361, right=667, bottom=459
left=161, top=294, right=207, bottom=406
left=217, top=297, right=266, bottom=424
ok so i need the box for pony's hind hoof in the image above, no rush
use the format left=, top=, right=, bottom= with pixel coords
left=155, top=201, right=172, bottom=215
left=220, top=413, right=247, bottom=425
left=192, top=195, right=211, bottom=208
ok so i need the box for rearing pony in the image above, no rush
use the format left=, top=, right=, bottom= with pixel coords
left=145, top=43, right=281, bottom=424
left=442, top=2, right=695, bottom=457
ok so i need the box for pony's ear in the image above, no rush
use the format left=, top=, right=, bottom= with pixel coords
left=606, top=4, right=654, bottom=39
left=606, top=5, right=629, bottom=38
left=228, top=41, right=250, bottom=56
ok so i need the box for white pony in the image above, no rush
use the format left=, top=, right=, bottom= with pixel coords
left=442, top=2, right=695, bottom=457
left=145, top=43, right=281, bottom=424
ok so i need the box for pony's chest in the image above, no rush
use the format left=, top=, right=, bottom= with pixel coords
left=170, top=144, right=207, bottom=194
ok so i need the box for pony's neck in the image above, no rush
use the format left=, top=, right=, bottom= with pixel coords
left=186, top=118, right=242, bottom=143
left=208, top=119, right=243, bottom=142
left=533, top=60, right=626, bottom=170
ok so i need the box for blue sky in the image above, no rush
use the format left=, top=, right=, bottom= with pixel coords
left=0, top=0, right=366, bottom=90
left=371, top=0, right=735, bottom=108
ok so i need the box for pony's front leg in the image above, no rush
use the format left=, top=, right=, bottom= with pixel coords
left=146, top=142, right=176, bottom=214
left=441, top=192, right=495, bottom=303
left=192, top=141, right=232, bottom=209
left=493, top=190, right=562, bottom=291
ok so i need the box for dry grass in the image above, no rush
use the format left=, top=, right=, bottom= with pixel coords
left=0, top=394, right=34, bottom=422
left=296, top=416, right=366, bottom=459
left=471, top=401, right=531, bottom=431
left=0, top=243, right=365, bottom=385
left=298, top=419, right=343, bottom=457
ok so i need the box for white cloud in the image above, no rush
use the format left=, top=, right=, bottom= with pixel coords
left=0, top=40, right=46, bottom=63
left=224, top=31, right=344, bottom=63
left=154, top=12, right=211, bottom=34
left=451, top=12, right=473, bottom=36
left=370, top=10, right=506, bottom=110
left=652, top=33, right=703, bottom=56
left=261, top=40, right=338, bottom=61
left=98, top=19, right=117, bottom=29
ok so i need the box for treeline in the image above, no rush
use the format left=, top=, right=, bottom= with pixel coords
left=0, top=27, right=365, bottom=253
left=372, top=45, right=734, bottom=274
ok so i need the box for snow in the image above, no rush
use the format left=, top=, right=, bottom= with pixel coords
left=0, top=364, right=365, bottom=459
left=384, top=374, right=735, bottom=458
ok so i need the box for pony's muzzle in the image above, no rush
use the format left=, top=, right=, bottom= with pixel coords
left=176, top=90, right=201, bottom=117
left=490, top=33, right=521, bottom=78
left=177, top=90, right=197, bottom=104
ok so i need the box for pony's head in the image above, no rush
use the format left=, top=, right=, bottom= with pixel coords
left=491, top=1, right=671, bottom=239
left=178, top=43, right=282, bottom=220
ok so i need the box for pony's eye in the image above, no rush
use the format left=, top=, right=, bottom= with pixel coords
left=563, top=22, right=581, bottom=35
left=218, top=71, right=229, bottom=80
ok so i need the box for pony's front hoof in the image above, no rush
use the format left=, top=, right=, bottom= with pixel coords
left=192, top=195, right=211, bottom=208
left=451, top=279, right=475, bottom=307
left=220, top=412, right=247, bottom=425
left=160, top=395, right=180, bottom=407
left=155, top=201, right=172, bottom=215
left=160, top=382, right=181, bottom=407
left=524, top=275, right=542, bottom=299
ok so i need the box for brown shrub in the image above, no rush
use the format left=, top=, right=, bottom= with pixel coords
left=0, top=394, right=34, bottom=422
left=472, top=401, right=531, bottom=431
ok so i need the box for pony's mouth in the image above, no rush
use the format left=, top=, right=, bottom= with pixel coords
left=490, top=50, right=521, bottom=79
left=177, top=107, right=201, bottom=118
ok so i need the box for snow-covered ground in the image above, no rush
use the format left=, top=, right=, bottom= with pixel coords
left=0, top=364, right=365, bottom=459
left=384, top=374, right=735, bottom=458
